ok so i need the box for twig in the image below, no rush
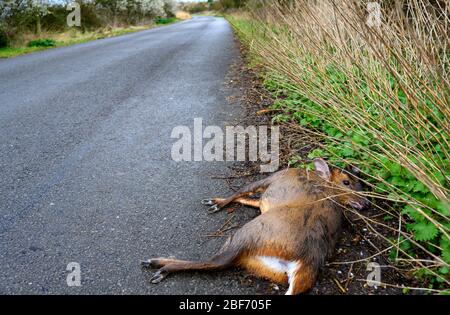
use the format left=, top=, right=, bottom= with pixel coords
left=327, top=245, right=393, bottom=265
left=344, top=263, right=354, bottom=290
left=355, top=279, right=444, bottom=294
left=333, top=277, right=348, bottom=294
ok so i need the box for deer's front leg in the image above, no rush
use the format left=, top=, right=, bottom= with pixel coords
left=202, top=197, right=261, bottom=213
left=201, top=173, right=282, bottom=213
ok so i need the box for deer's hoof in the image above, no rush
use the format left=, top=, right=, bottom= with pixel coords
left=150, top=270, right=168, bottom=284
left=208, top=204, right=222, bottom=213
left=201, top=198, right=215, bottom=205
left=141, top=259, right=158, bottom=269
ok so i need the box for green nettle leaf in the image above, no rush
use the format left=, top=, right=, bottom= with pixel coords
left=413, top=181, right=427, bottom=193
left=400, top=240, right=412, bottom=251
left=379, top=170, right=391, bottom=180
left=441, top=238, right=450, bottom=264
left=352, top=133, right=368, bottom=145
left=390, top=176, right=406, bottom=187
left=419, top=193, right=441, bottom=209
left=402, top=180, right=415, bottom=192
left=402, top=205, right=426, bottom=222
left=405, top=170, right=417, bottom=180
left=380, top=156, right=391, bottom=166
left=325, top=126, right=337, bottom=137
left=342, top=147, right=354, bottom=157
left=411, top=222, right=439, bottom=241
left=389, top=162, right=402, bottom=176
left=300, top=118, right=309, bottom=126
left=272, top=114, right=289, bottom=123
left=436, top=201, right=450, bottom=217
left=311, top=119, right=321, bottom=127
left=307, top=149, right=325, bottom=159
left=289, top=155, right=300, bottom=165
left=439, top=266, right=449, bottom=275
left=432, top=171, right=446, bottom=186
left=389, top=248, right=397, bottom=262
left=293, top=112, right=303, bottom=122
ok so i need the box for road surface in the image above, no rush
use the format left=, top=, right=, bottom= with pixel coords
left=0, top=16, right=261, bottom=294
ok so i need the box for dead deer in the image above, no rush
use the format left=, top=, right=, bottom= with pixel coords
left=141, top=158, right=369, bottom=295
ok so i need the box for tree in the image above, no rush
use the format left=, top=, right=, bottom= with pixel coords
left=162, top=0, right=176, bottom=18
left=140, top=0, right=165, bottom=18
left=0, top=0, right=50, bottom=34
left=27, top=0, right=50, bottom=34
left=96, top=0, right=168, bottom=25
left=96, top=0, right=127, bottom=26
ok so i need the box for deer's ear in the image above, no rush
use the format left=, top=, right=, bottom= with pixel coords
left=314, top=158, right=331, bottom=180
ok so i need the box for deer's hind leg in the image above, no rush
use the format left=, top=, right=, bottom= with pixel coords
left=285, top=263, right=317, bottom=295
left=237, top=255, right=288, bottom=285
left=141, top=245, right=240, bottom=284
left=234, top=197, right=261, bottom=209
left=238, top=255, right=314, bottom=295
left=141, top=258, right=229, bottom=283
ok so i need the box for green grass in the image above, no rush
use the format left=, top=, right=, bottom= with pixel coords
left=155, top=17, right=178, bottom=25
left=27, top=38, right=56, bottom=47
left=0, top=18, right=182, bottom=59
left=0, top=46, right=49, bottom=58
left=0, top=30, right=141, bottom=58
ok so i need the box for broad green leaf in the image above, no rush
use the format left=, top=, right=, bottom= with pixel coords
left=411, top=222, right=439, bottom=241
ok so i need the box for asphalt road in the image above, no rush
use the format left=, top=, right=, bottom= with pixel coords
left=0, top=16, right=261, bottom=294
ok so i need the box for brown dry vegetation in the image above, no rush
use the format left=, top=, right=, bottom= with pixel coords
left=175, top=11, right=192, bottom=20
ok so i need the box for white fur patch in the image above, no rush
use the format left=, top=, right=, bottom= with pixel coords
left=257, top=256, right=301, bottom=295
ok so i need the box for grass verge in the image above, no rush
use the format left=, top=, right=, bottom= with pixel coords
left=0, top=18, right=183, bottom=59
left=227, top=0, right=449, bottom=293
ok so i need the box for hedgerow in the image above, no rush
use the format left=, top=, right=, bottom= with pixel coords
left=227, top=0, right=449, bottom=292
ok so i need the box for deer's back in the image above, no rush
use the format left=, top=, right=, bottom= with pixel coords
left=260, top=168, right=327, bottom=213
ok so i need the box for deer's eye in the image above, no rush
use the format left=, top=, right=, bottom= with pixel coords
left=343, top=180, right=350, bottom=186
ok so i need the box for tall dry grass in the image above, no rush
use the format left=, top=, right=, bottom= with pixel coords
left=228, top=0, right=449, bottom=291
left=175, top=11, right=192, bottom=20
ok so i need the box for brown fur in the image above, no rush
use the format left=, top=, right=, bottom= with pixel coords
left=141, top=159, right=369, bottom=294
